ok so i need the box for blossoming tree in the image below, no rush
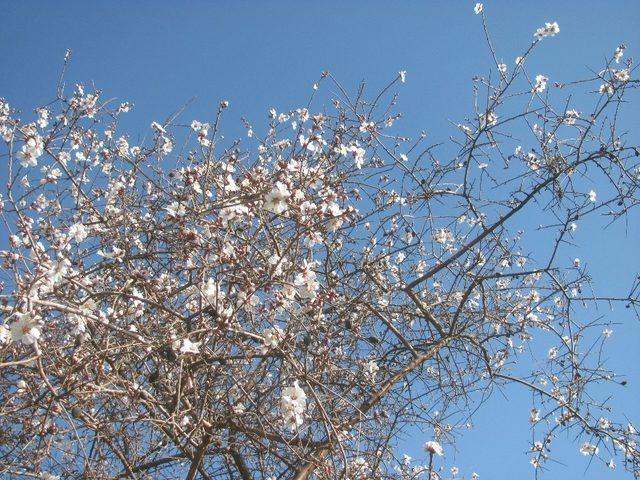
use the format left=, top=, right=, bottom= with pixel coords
left=1, top=10, right=639, bottom=480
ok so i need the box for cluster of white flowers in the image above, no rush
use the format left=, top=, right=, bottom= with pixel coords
left=534, top=21, right=560, bottom=39
left=530, top=407, right=540, bottom=423
left=70, top=84, right=98, bottom=118
left=350, top=457, right=371, bottom=479
left=190, top=120, right=211, bottom=146
left=0, top=98, right=14, bottom=142
left=613, top=69, right=630, bottom=83
left=18, top=130, right=44, bottom=167
left=339, top=142, right=367, bottom=169
left=281, top=380, right=307, bottom=430
left=36, top=108, right=50, bottom=129
left=532, top=74, right=548, bottom=93
left=262, top=325, right=284, bottom=352
left=0, top=32, right=637, bottom=478
left=563, top=109, right=580, bottom=125
left=479, top=111, right=498, bottom=128
left=363, top=359, right=379, bottom=382
left=294, top=260, right=320, bottom=300
left=151, top=121, right=173, bottom=155
left=433, top=228, right=455, bottom=245
left=165, top=201, right=186, bottom=218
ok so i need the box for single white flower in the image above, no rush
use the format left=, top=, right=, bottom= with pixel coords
left=588, top=190, right=597, bottom=202
left=264, top=181, right=291, bottom=214
left=399, top=70, right=407, bottom=83
left=614, top=69, right=630, bottom=83
left=69, top=223, right=88, bottom=243
left=474, top=3, right=483, bottom=14
left=423, top=440, right=444, bottom=456
left=9, top=313, right=41, bottom=345
left=599, top=83, right=614, bottom=95
left=580, top=442, right=599, bottom=456
left=173, top=338, right=200, bottom=355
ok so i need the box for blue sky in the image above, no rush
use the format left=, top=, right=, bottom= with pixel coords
left=1, top=1, right=639, bottom=478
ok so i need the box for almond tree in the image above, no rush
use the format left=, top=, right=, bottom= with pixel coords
left=1, top=11, right=639, bottom=480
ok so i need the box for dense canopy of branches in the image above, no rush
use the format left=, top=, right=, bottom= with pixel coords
left=1, top=15, right=639, bottom=480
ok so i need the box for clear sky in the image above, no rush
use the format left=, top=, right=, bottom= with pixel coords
left=1, top=1, right=639, bottom=479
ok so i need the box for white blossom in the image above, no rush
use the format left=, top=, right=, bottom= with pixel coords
left=264, top=181, right=291, bottom=214
left=423, top=440, right=444, bottom=456
left=9, top=312, right=41, bottom=345
left=579, top=442, right=599, bottom=456
left=174, top=338, right=201, bottom=355
left=69, top=223, right=88, bottom=243
left=363, top=360, right=380, bottom=381
left=532, top=75, right=548, bottom=93
left=18, top=135, right=44, bottom=167
left=534, top=21, right=560, bottom=39
left=281, top=381, right=307, bottom=430
left=262, top=325, right=284, bottom=351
